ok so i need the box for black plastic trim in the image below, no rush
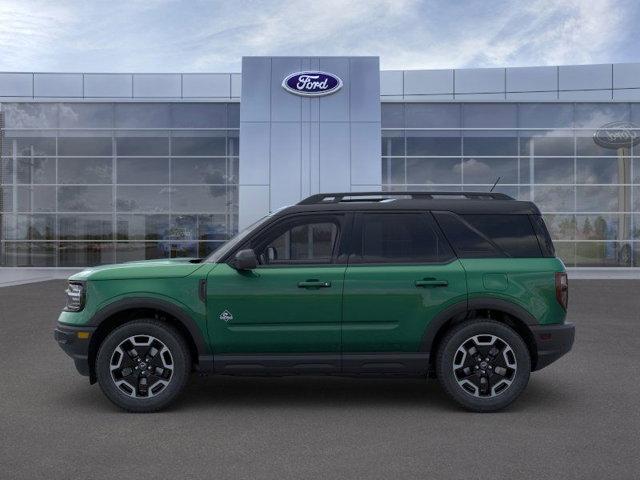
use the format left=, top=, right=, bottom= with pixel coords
left=530, top=322, right=575, bottom=371
left=198, top=279, right=207, bottom=303
left=214, top=354, right=341, bottom=375
left=54, top=324, right=97, bottom=377
left=467, top=298, right=539, bottom=325
left=419, top=297, right=540, bottom=354
left=419, top=300, right=469, bottom=352
left=212, top=352, right=430, bottom=377
left=342, top=353, right=429, bottom=375
left=87, top=297, right=210, bottom=355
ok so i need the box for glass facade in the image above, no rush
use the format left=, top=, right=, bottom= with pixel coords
left=382, top=103, right=640, bottom=267
left=0, top=102, right=239, bottom=266
left=2, top=99, right=640, bottom=269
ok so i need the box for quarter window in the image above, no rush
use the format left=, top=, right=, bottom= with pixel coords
left=434, top=212, right=542, bottom=258
left=461, top=215, right=542, bottom=258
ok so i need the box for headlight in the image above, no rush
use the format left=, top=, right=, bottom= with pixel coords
left=64, top=282, right=85, bottom=312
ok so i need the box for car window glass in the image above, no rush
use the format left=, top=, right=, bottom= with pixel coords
left=358, top=213, right=453, bottom=263
left=462, top=214, right=542, bottom=258
left=259, top=221, right=338, bottom=264
left=433, top=212, right=502, bottom=258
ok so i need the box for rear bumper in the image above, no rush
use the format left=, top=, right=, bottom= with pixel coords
left=54, top=324, right=96, bottom=377
left=531, top=322, right=575, bottom=371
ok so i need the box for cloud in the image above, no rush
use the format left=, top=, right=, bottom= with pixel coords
left=0, top=0, right=636, bottom=72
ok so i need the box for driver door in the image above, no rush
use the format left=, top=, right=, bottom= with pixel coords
left=206, top=213, right=349, bottom=364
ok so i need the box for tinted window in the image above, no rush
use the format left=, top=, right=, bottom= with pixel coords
left=461, top=215, right=541, bottom=257
left=257, top=220, right=338, bottom=264
left=436, top=212, right=542, bottom=258
left=357, top=213, right=453, bottom=263
left=530, top=215, right=556, bottom=257
left=433, top=212, right=501, bottom=258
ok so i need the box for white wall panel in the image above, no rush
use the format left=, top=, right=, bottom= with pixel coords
left=240, top=57, right=271, bottom=122
left=0, top=73, right=32, bottom=97
left=269, top=122, right=302, bottom=210
left=404, top=69, right=453, bottom=95
left=506, top=66, right=556, bottom=92
left=350, top=57, right=380, bottom=122
left=559, top=64, right=611, bottom=91
left=271, top=57, right=302, bottom=122
left=133, top=74, right=181, bottom=97
left=455, top=68, right=504, bottom=94
left=183, top=74, right=230, bottom=98
left=558, top=90, right=612, bottom=100
left=319, top=57, right=350, bottom=122
left=351, top=122, right=381, bottom=186
left=380, top=70, right=403, bottom=96
left=34, top=74, right=82, bottom=97
left=84, top=74, right=132, bottom=98
left=239, top=122, right=270, bottom=185
left=319, top=123, right=350, bottom=192
left=239, top=185, right=270, bottom=229
left=613, top=63, right=640, bottom=89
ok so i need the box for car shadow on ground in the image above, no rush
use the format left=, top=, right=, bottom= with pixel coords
left=56, top=373, right=570, bottom=414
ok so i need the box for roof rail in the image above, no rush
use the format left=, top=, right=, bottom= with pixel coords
left=297, top=191, right=514, bottom=205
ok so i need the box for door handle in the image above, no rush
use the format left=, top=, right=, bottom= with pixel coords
left=298, top=280, right=332, bottom=289
left=415, top=278, right=448, bottom=288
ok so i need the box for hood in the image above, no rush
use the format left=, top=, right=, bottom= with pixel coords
left=69, top=258, right=206, bottom=281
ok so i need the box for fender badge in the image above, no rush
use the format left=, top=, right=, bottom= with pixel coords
left=219, top=310, right=233, bottom=322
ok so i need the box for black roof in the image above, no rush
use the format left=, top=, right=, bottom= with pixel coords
left=276, top=191, right=540, bottom=216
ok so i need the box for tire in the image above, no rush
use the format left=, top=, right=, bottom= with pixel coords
left=436, top=319, right=531, bottom=412
left=96, top=320, right=191, bottom=413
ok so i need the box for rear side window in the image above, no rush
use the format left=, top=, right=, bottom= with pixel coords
left=433, top=212, right=502, bottom=258
left=462, top=215, right=542, bottom=257
left=530, top=215, right=555, bottom=257
left=354, top=213, right=453, bottom=263
left=434, top=212, right=543, bottom=258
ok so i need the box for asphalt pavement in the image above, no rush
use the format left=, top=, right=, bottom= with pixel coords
left=0, top=279, right=638, bottom=480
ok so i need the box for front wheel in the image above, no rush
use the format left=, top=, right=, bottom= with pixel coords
left=436, top=319, right=531, bottom=412
left=96, top=320, right=191, bottom=412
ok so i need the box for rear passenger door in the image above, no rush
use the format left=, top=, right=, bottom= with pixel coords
left=341, top=212, right=467, bottom=372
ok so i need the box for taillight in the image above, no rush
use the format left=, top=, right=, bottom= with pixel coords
left=555, top=272, right=568, bottom=310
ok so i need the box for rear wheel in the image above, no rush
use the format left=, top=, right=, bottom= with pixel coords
left=96, top=320, right=191, bottom=412
left=436, top=319, right=530, bottom=412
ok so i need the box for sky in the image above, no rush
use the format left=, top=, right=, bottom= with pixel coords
left=0, top=0, right=638, bottom=73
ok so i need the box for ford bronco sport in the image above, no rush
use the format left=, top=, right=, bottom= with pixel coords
left=54, top=191, right=574, bottom=412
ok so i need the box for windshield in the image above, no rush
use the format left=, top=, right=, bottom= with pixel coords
left=205, top=214, right=273, bottom=263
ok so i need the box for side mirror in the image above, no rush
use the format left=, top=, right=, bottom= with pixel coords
left=232, top=249, right=258, bottom=271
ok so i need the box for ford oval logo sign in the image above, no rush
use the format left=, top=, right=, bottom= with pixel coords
left=593, top=121, right=640, bottom=149
left=282, top=71, right=343, bottom=97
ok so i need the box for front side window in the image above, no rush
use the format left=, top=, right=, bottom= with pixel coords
left=355, top=213, right=453, bottom=263
left=253, top=218, right=339, bottom=265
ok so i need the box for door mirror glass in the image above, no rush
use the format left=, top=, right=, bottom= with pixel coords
left=232, top=249, right=257, bottom=270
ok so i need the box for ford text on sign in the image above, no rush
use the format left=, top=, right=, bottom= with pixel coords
left=282, top=71, right=343, bottom=97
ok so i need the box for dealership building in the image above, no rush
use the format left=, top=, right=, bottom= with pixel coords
left=1, top=56, right=640, bottom=270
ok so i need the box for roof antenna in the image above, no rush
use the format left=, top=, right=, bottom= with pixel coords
left=490, top=176, right=502, bottom=193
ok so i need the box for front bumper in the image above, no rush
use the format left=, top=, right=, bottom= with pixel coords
left=54, top=324, right=96, bottom=377
left=531, top=322, right=575, bottom=371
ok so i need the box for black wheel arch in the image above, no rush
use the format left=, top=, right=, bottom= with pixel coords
left=86, top=298, right=211, bottom=383
left=422, top=297, right=539, bottom=372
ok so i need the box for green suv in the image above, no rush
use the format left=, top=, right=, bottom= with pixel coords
left=54, top=191, right=574, bottom=412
